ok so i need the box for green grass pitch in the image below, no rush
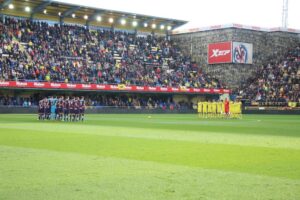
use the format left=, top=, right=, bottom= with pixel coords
left=0, top=114, right=300, bottom=200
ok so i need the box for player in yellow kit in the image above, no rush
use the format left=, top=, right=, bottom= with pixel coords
left=231, top=102, right=236, bottom=118
left=197, top=100, right=242, bottom=119
left=197, top=102, right=203, bottom=118
left=230, top=101, right=242, bottom=119
left=207, top=101, right=212, bottom=118
left=217, top=101, right=223, bottom=118
left=211, top=101, right=217, bottom=118
left=236, top=101, right=242, bottom=119
left=202, top=101, right=208, bottom=118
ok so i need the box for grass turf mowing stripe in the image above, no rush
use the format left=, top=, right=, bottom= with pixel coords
left=0, top=114, right=300, bottom=137
left=1, top=122, right=300, bottom=150
left=1, top=146, right=299, bottom=200
left=0, top=127, right=299, bottom=179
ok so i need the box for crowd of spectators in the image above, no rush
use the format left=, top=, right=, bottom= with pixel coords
left=0, top=95, right=36, bottom=106
left=2, top=16, right=299, bottom=108
left=239, top=46, right=300, bottom=105
left=0, top=94, right=191, bottom=110
left=0, top=17, right=223, bottom=89
left=88, top=95, right=191, bottom=110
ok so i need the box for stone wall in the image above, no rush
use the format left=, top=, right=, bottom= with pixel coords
left=171, top=28, right=300, bottom=88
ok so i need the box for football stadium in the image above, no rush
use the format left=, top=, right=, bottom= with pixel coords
left=0, top=0, right=300, bottom=199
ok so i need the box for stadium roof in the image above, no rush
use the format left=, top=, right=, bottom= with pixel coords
left=0, top=0, right=187, bottom=32
left=172, top=23, right=300, bottom=35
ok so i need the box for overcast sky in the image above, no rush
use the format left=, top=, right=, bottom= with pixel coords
left=56, top=0, right=300, bottom=30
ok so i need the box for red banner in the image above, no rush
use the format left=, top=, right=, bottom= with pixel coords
left=0, top=81, right=231, bottom=94
left=208, top=42, right=232, bottom=64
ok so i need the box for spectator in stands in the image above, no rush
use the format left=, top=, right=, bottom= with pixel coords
left=239, top=46, right=300, bottom=106
left=0, top=17, right=223, bottom=89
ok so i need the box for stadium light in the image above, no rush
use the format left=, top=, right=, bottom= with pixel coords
left=167, top=26, right=172, bottom=31
left=43, top=9, right=47, bottom=14
left=96, top=16, right=102, bottom=22
left=160, top=25, right=165, bottom=30
left=144, top=23, right=148, bottom=28
left=109, top=17, right=114, bottom=23
left=121, top=19, right=126, bottom=25
left=25, top=6, right=31, bottom=12
left=151, top=24, right=156, bottom=29
left=8, top=4, right=14, bottom=9
left=84, top=15, right=88, bottom=20
left=72, top=13, right=76, bottom=18
left=58, top=12, right=61, bottom=16
left=132, top=21, right=138, bottom=27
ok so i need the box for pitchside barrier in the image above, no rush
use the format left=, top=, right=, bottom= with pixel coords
left=243, top=106, right=300, bottom=115
left=0, top=106, right=299, bottom=115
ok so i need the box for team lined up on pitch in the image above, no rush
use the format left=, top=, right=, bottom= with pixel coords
left=197, top=100, right=242, bottom=119
left=38, top=96, right=85, bottom=122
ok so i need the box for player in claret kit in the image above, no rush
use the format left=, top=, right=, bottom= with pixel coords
left=63, top=96, right=70, bottom=121
left=38, top=99, right=44, bottom=120
left=74, top=97, right=80, bottom=121
left=79, top=96, right=85, bottom=121
left=55, top=97, right=60, bottom=120
left=44, top=97, right=50, bottom=120
left=69, top=97, right=75, bottom=121
left=56, top=96, right=63, bottom=121
left=37, top=96, right=87, bottom=122
left=59, top=96, right=65, bottom=121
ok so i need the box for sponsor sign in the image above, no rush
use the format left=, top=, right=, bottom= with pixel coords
left=208, top=42, right=232, bottom=64
left=232, top=42, right=253, bottom=64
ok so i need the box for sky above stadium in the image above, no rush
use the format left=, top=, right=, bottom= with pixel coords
left=56, top=0, right=300, bottom=30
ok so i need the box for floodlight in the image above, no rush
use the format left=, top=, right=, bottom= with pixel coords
left=121, top=19, right=126, bottom=25
left=25, top=6, right=31, bottom=12
left=132, top=21, right=138, bottom=27
left=96, top=16, right=102, bottom=22
left=8, top=4, right=14, bottom=9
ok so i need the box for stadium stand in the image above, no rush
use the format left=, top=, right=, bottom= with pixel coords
left=172, top=28, right=300, bottom=88
left=0, top=3, right=299, bottom=113
left=0, top=17, right=223, bottom=89
left=239, top=46, right=300, bottom=107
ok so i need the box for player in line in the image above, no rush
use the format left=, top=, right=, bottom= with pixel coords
left=198, top=99, right=242, bottom=119
left=38, top=96, right=85, bottom=122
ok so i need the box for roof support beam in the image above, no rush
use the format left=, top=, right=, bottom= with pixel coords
left=117, top=15, right=128, bottom=26
left=59, top=6, right=81, bottom=24
left=87, top=10, right=105, bottom=23
left=30, top=0, right=53, bottom=19
left=0, top=0, right=12, bottom=10
left=61, top=6, right=81, bottom=18
left=141, top=18, right=152, bottom=28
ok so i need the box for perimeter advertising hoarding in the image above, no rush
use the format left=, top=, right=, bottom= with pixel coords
left=207, top=42, right=232, bottom=64
left=232, top=42, right=253, bottom=64
left=0, top=81, right=231, bottom=94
